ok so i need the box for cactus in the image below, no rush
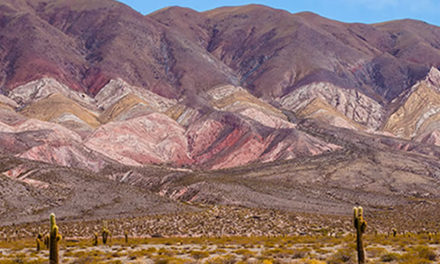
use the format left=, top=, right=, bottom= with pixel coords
left=93, top=232, right=98, bottom=246
left=392, top=228, right=397, bottom=237
left=49, top=213, right=62, bottom=264
left=43, top=233, right=49, bottom=249
left=102, top=221, right=111, bottom=245
left=43, top=234, right=50, bottom=249
left=36, top=233, right=42, bottom=251
left=12, top=223, right=17, bottom=241
left=353, top=206, right=367, bottom=264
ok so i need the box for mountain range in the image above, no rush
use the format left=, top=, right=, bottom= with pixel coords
left=2, top=0, right=440, bottom=222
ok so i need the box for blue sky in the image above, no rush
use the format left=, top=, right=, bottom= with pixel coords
left=118, top=0, right=440, bottom=26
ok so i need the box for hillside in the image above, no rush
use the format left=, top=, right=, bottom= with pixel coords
left=1, top=0, right=440, bottom=224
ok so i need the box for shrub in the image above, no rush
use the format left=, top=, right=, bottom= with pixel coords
left=380, top=252, right=400, bottom=262
left=189, top=250, right=210, bottom=259
left=327, top=247, right=355, bottom=264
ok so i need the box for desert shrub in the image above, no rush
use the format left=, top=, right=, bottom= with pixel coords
left=400, top=245, right=437, bottom=262
left=70, top=256, right=105, bottom=264
left=402, top=245, right=437, bottom=261
left=380, top=252, right=400, bottom=262
left=233, top=248, right=254, bottom=258
left=292, top=247, right=310, bottom=259
left=205, top=254, right=237, bottom=264
left=366, top=246, right=387, bottom=258
left=189, top=250, right=210, bottom=259
left=0, top=259, right=36, bottom=264
left=301, top=260, right=326, bottom=264
left=415, top=246, right=437, bottom=261
left=154, top=259, right=168, bottom=264
left=157, top=248, right=175, bottom=257
left=327, top=247, right=355, bottom=264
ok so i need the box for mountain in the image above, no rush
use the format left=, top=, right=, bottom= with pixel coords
left=1, top=1, right=439, bottom=100
left=1, top=0, right=440, bottom=169
left=2, top=0, right=440, bottom=222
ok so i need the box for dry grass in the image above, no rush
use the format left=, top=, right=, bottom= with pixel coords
left=1, top=232, right=440, bottom=263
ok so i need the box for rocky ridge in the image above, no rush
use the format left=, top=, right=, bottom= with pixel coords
left=0, top=77, right=340, bottom=170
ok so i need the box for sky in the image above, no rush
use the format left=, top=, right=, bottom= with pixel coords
left=118, top=0, right=440, bottom=26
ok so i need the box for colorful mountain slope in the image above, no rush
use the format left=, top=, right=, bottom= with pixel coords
left=295, top=97, right=364, bottom=130
left=384, top=67, right=440, bottom=141
left=0, top=110, right=111, bottom=171
left=186, top=111, right=339, bottom=169
left=0, top=1, right=440, bottom=172
left=20, top=93, right=100, bottom=127
left=85, top=112, right=192, bottom=166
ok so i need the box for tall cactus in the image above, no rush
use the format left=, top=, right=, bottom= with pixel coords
left=102, top=221, right=111, bottom=245
left=36, top=233, right=42, bottom=252
left=93, top=232, right=98, bottom=246
left=353, top=206, right=367, bottom=264
left=49, top=213, right=62, bottom=264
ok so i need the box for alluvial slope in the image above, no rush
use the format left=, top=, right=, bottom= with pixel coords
left=0, top=156, right=194, bottom=224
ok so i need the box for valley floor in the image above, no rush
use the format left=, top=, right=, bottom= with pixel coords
left=1, top=205, right=440, bottom=263
left=0, top=234, right=439, bottom=263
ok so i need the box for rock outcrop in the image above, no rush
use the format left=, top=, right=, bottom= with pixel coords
left=186, top=111, right=339, bottom=169
left=384, top=68, right=440, bottom=141
left=0, top=114, right=110, bottom=171
left=279, top=82, right=385, bottom=129
left=85, top=112, right=192, bottom=167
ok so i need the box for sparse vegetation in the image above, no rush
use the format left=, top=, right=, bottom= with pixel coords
left=102, top=221, right=111, bottom=246
left=1, top=231, right=440, bottom=263
left=1, top=206, right=440, bottom=263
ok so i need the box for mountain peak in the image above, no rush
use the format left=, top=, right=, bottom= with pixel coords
left=204, top=4, right=289, bottom=17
